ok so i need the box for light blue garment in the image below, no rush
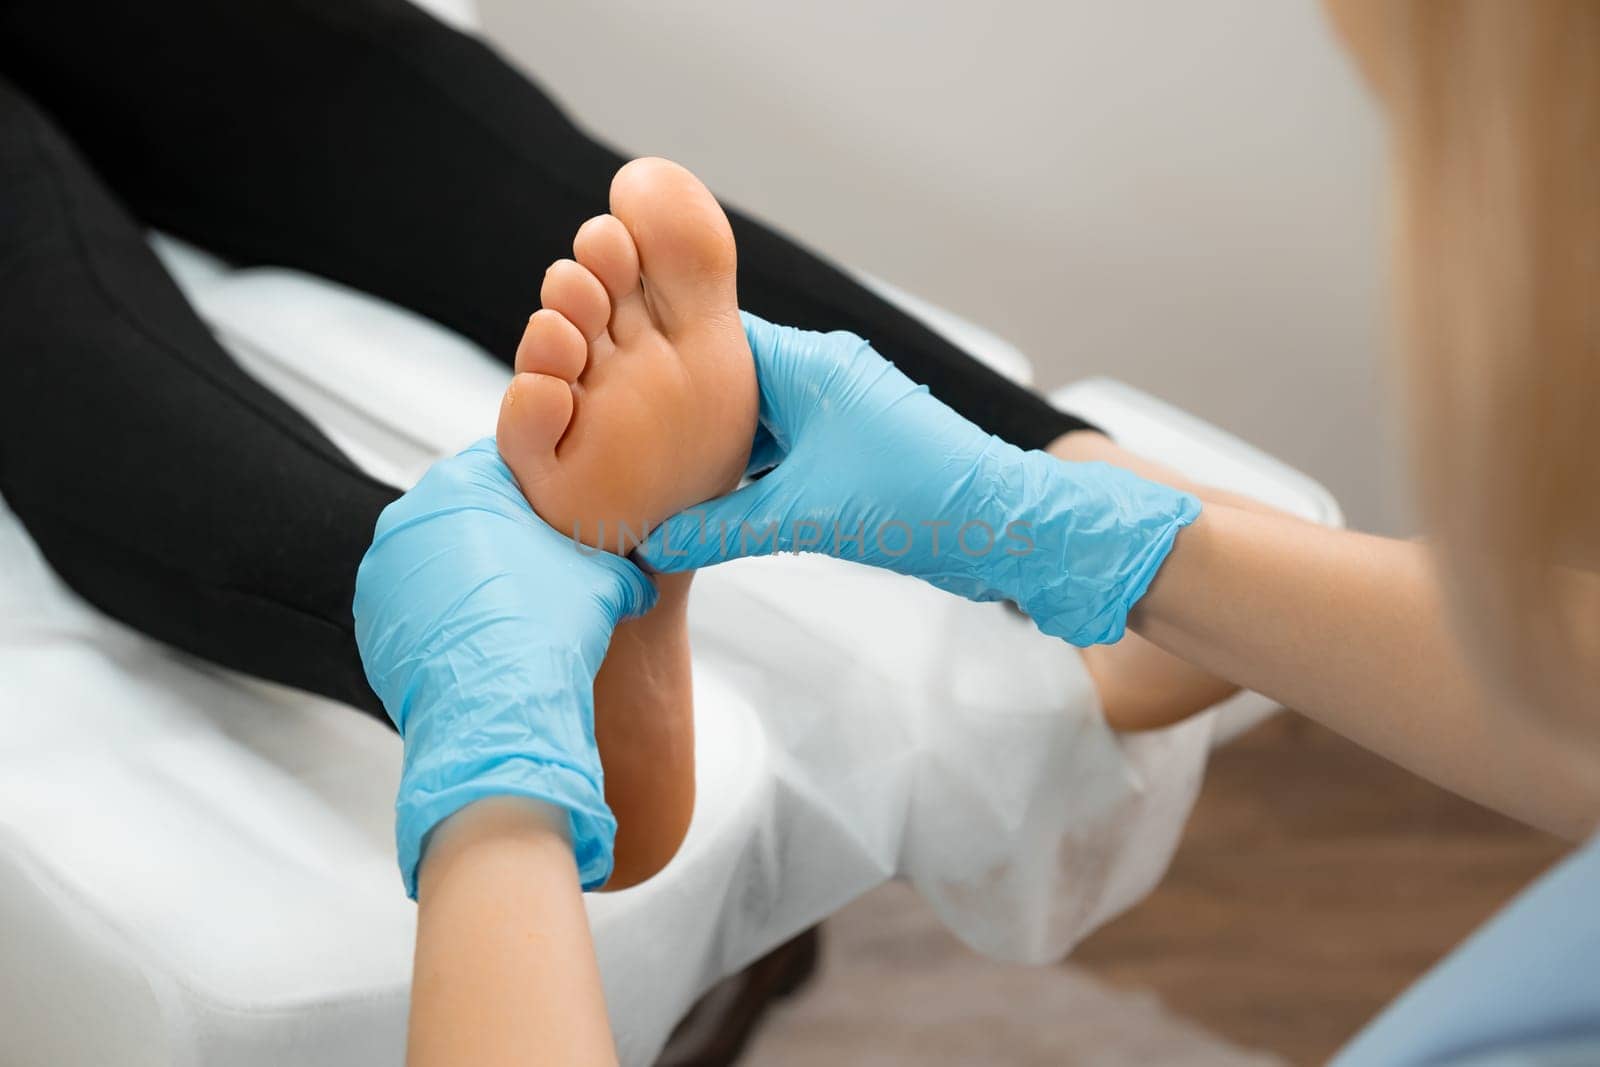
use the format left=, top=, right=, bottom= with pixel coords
left=354, top=439, right=657, bottom=898
left=1334, top=832, right=1600, bottom=1066
left=1444, top=1038, right=1600, bottom=1067
left=639, top=313, right=1201, bottom=647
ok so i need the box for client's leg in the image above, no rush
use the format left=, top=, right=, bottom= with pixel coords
left=0, top=0, right=1241, bottom=736
left=0, top=77, right=396, bottom=716
left=0, top=0, right=1097, bottom=455
left=0, top=0, right=706, bottom=883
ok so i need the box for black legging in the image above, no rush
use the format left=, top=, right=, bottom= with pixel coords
left=0, top=0, right=1096, bottom=716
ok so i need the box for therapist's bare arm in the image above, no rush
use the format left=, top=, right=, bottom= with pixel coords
left=410, top=798, right=618, bottom=1067
left=1135, top=504, right=1600, bottom=840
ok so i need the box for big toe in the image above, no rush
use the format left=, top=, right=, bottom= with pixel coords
left=497, top=372, right=575, bottom=501
left=609, top=157, right=738, bottom=336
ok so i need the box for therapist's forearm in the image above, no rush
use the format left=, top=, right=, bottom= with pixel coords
left=1134, top=504, right=1600, bottom=840
left=409, top=797, right=618, bottom=1067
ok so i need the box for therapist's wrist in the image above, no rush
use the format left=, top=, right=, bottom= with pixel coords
left=389, top=642, right=619, bottom=899
left=1004, top=447, right=1202, bottom=646
left=1128, top=503, right=1223, bottom=636
left=416, top=796, right=573, bottom=903
left=409, top=794, right=618, bottom=1067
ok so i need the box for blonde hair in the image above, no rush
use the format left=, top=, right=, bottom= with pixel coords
left=1372, top=1, right=1599, bottom=719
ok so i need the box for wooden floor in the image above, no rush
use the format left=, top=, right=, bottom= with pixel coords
left=1071, top=714, right=1569, bottom=1064
left=736, top=714, right=1570, bottom=1065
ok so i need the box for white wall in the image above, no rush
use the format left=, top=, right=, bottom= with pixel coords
left=478, top=0, right=1405, bottom=532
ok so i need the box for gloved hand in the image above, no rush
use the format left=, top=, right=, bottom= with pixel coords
left=355, top=438, right=657, bottom=898
left=639, top=313, right=1201, bottom=647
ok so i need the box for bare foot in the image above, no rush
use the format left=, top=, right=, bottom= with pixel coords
left=499, top=160, right=756, bottom=554
left=496, top=158, right=757, bottom=888
left=1050, top=429, right=1278, bottom=732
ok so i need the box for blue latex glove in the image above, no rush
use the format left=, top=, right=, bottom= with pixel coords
left=640, top=313, right=1201, bottom=647
left=354, top=438, right=657, bottom=898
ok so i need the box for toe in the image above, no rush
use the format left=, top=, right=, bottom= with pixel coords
left=541, top=259, right=612, bottom=343
left=573, top=214, right=650, bottom=342
left=609, top=157, right=739, bottom=337
left=516, top=308, right=589, bottom=381
left=497, top=372, right=575, bottom=497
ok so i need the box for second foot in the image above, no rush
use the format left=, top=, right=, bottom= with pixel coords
left=1079, top=633, right=1241, bottom=732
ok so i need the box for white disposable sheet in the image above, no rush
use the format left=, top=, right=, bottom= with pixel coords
left=0, top=236, right=1340, bottom=1066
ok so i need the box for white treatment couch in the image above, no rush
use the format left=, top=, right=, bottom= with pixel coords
left=0, top=236, right=1338, bottom=1067
left=0, top=5, right=1342, bottom=1064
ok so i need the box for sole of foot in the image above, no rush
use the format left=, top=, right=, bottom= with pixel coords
left=497, top=157, right=757, bottom=887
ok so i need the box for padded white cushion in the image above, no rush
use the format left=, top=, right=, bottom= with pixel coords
left=0, top=236, right=1340, bottom=1066
left=408, top=0, right=479, bottom=32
